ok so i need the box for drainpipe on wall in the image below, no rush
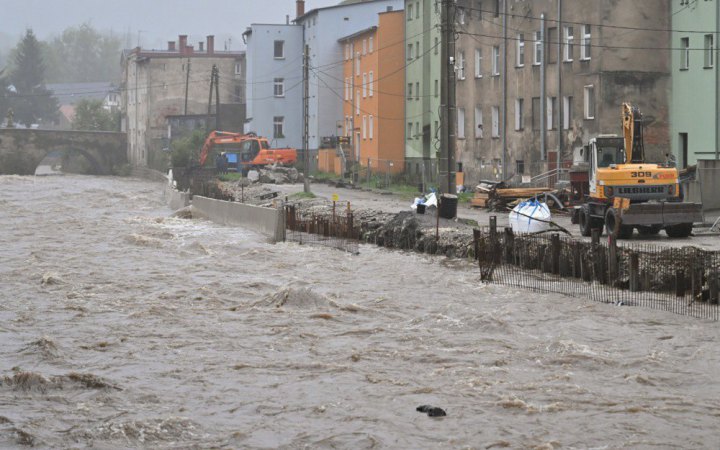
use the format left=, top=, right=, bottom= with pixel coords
left=540, top=14, right=546, bottom=161
left=557, top=0, right=562, bottom=176
left=501, top=0, right=508, bottom=180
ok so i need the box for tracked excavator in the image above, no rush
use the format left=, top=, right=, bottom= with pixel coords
left=571, top=103, right=702, bottom=239
left=198, top=131, right=297, bottom=174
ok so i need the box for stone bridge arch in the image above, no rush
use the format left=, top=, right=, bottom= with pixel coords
left=0, top=129, right=127, bottom=175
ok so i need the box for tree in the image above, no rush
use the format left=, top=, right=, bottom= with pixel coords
left=44, top=24, right=122, bottom=83
left=170, top=130, right=207, bottom=168
left=72, top=99, right=118, bottom=131
left=8, top=29, right=57, bottom=126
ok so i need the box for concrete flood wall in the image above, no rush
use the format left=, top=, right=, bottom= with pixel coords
left=682, top=160, right=720, bottom=220
left=192, top=196, right=285, bottom=242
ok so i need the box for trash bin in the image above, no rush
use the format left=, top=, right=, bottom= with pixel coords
left=416, top=203, right=426, bottom=214
left=439, top=194, right=458, bottom=219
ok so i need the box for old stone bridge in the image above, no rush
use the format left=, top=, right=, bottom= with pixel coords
left=0, top=129, right=127, bottom=175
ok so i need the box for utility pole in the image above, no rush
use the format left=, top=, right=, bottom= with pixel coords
left=440, top=0, right=457, bottom=194
left=501, top=0, right=508, bottom=181
left=557, top=0, right=563, bottom=176
left=184, top=58, right=191, bottom=115
left=303, top=44, right=311, bottom=193
left=214, top=65, right=221, bottom=131
left=207, top=65, right=215, bottom=133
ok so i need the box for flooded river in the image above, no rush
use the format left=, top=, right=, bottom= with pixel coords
left=1, top=174, right=719, bottom=449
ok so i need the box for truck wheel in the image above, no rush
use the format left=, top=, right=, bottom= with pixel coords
left=665, top=223, right=693, bottom=238
left=605, top=208, right=633, bottom=239
left=579, top=208, right=592, bottom=237
left=637, top=225, right=662, bottom=236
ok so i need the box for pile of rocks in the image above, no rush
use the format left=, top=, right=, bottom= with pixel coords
left=256, top=166, right=303, bottom=184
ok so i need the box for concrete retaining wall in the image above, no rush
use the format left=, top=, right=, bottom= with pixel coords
left=682, top=160, right=720, bottom=219
left=164, top=185, right=191, bottom=210
left=192, top=196, right=284, bottom=242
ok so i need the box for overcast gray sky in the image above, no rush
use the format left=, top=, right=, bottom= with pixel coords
left=0, top=0, right=339, bottom=50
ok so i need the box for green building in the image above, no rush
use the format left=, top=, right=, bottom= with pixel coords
left=671, top=0, right=720, bottom=166
left=404, top=0, right=441, bottom=181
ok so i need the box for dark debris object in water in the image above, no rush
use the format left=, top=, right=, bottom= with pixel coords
left=416, top=405, right=447, bottom=417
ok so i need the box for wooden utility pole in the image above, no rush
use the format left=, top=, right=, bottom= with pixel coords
left=440, top=0, right=457, bottom=194
left=303, top=44, right=311, bottom=193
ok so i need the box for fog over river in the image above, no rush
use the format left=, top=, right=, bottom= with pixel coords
left=1, top=174, right=718, bottom=449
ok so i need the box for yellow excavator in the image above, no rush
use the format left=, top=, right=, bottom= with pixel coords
left=571, top=103, right=702, bottom=239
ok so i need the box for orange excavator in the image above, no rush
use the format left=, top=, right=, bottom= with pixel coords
left=198, top=131, right=297, bottom=173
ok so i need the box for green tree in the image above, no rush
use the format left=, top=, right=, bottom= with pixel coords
left=170, top=130, right=207, bottom=168
left=44, top=24, right=122, bottom=83
left=71, top=98, right=118, bottom=131
left=8, top=29, right=57, bottom=127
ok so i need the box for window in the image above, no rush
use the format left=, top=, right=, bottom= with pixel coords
left=415, top=122, right=420, bottom=139
left=369, top=37, right=374, bottom=53
left=547, top=28, right=557, bottom=63
left=475, top=48, right=482, bottom=78
left=474, top=106, right=483, bottom=138
left=273, top=116, right=284, bottom=138
left=492, top=46, right=500, bottom=75
left=516, top=34, right=525, bottom=67
left=415, top=81, right=420, bottom=100
left=547, top=96, right=557, bottom=130
left=369, top=115, right=374, bottom=139
left=563, top=26, right=574, bottom=62
left=434, top=37, right=439, bottom=55
left=473, top=0, right=482, bottom=20
left=457, top=7, right=466, bottom=24
left=435, top=120, right=439, bottom=139
left=235, top=63, right=242, bottom=74
left=274, top=40, right=284, bottom=59
left=362, top=39, right=367, bottom=55
left=408, top=43, right=413, bottom=60
left=408, top=83, right=413, bottom=99
left=581, top=25, right=591, bottom=60
left=705, top=34, right=714, bottom=68
left=584, top=85, right=595, bottom=119
left=362, top=115, right=367, bottom=139
left=408, top=122, right=413, bottom=139
left=416, top=1, right=420, bottom=19
left=516, top=160, right=525, bottom=175
left=234, top=86, right=242, bottom=101
left=416, top=41, right=420, bottom=59
left=369, top=72, right=374, bottom=96
left=356, top=53, right=361, bottom=75
left=681, top=37, right=690, bottom=69
left=491, top=106, right=499, bottom=138
left=494, top=0, right=500, bottom=17
left=532, top=97, right=541, bottom=131
left=434, top=79, right=439, bottom=97
left=458, top=107, right=466, bottom=139
left=563, top=96, right=573, bottom=130
left=344, top=78, right=349, bottom=100
left=407, top=3, right=413, bottom=20
left=273, top=78, right=284, bottom=97
left=458, top=51, right=466, bottom=80
left=345, top=43, right=350, bottom=60
left=362, top=73, right=367, bottom=98
left=356, top=91, right=360, bottom=115
left=534, top=31, right=542, bottom=65
left=515, top=98, right=524, bottom=131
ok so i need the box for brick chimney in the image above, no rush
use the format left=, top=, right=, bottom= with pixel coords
left=186, top=45, right=194, bottom=54
left=296, top=0, right=305, bottom=18
left=199, top=41, right=204, bottom=52
left=179, top=35, right=188, bottom=54
left=168, top=41, right=176, bottom=51
left=206, top=35, right=215, bottom=54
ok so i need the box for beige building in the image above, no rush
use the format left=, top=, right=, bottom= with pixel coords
left=121, top=35, right=245, bottom=168
left=454, top=0, right=671, bottom=185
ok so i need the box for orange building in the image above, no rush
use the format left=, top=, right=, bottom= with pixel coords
left=336, top=10, right=405, bottom=175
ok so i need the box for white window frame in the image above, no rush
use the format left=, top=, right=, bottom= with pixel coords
left=369, top=115, right=374, bottom=139
left=492, top=46, right=500, bottom=76
left=415, top=81, right=420, bottom=100
left=458, top=7, right=466, bottom=25
left=434, top=79, right=439, bottom=98
left=705, top=34, right=715, bottom=68
left=408, top=122, right=413, bottom=139
left=491, top=106, right=499, bottom=138
left=274, top=40, right=285, bottom=59
left=416, top=1, right=420, bottom=19
left=533, top=31, right=542, bottom=66
left=458, top=51, right=466, bottom=80
left=369, top=37, right=374, bottom=53
left=407, top=3, right=413, bottom=21
left=581, top=25, right=591, bottom=60
left=408, top=43, right=413, bottom=60
left=356, top=90, right=360, bottom=115
left=563, top=96, right=572, bottom=130
left=475, top=48, right=482, bottom=78
left=369, top=72, right=374, bottom=96
left=235, top=63, right=242, bottom=75
left=416, top=41, right=420, bottom=59
left=681, top=37, right=690, bottom=70
left=362, top=115, right=367, bottom=139
left=563, top=26, right=574, bottom=62
left=273, top=116, right=284, bottom=138
left=546, top=96, right=556, bottom=131
left=458, top=107, right=466, bottom=139
left=474, top=106, right=483, bottom=139
left=356, top=52, right=361, bottom=75
left=273, top=78, right=285, bottom=97
left=345, top=44, right=350, bottom=60
left=515, top=98, right=523, bottom=131
left=516, top=34, right=525, bottom=67
left=584, top=85, right=595, bottom=120
left=344, top=78, right=349, bottom=100
left=408, top=82, right=413, bottom=99
left=362, top=39, right=367, bottom=56
left=415, top=121, right=420, bottom=139
left=362, top=73, right=367, bottom=98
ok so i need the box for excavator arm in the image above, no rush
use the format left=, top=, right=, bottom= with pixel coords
left=621, top=103, right=645, bottom=164
left=198, top=130, right=247, bottom=166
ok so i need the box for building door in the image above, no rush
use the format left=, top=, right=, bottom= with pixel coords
left=679, top=132, right=688, bottom=168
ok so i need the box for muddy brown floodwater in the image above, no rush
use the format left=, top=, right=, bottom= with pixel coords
left=1, top=174, right=719, bottom=449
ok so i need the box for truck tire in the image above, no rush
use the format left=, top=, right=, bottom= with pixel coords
left=665, top=223, right=693, bottom=238
left=579, top=208, right=592, bottom=237
left=637, top=225, right=662, bottom=236
left=605, top=208, right=633, bottom=239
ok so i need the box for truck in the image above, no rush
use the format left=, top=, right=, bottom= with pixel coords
left=198, top=131, right=297, bottom=174
left=570, top=103, right=702, bottom=239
